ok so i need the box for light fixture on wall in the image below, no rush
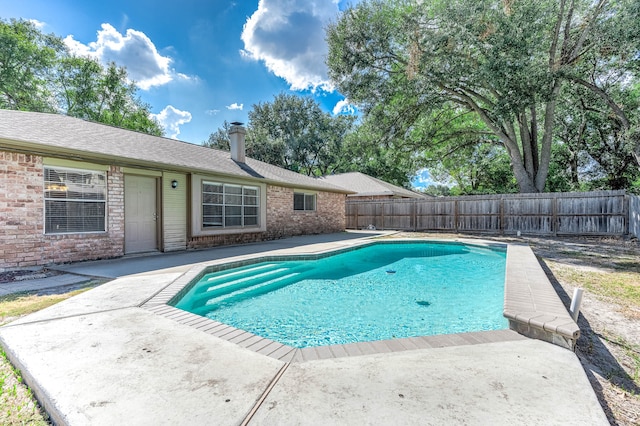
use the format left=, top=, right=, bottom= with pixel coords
left=171, top=179, right=178, bottom=189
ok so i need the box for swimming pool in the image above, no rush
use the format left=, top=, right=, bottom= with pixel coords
left=172, top=241, right=507, bottom=348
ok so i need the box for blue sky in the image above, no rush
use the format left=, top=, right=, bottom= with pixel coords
left=3, top=0, right=357, bottom=143
left=3, top=0, right=436, bottom=189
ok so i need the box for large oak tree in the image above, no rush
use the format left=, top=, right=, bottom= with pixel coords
left=327, top=0, right=640, bottom=192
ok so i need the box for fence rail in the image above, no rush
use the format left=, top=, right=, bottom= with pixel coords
left=346, top=190, right=631, bottom=236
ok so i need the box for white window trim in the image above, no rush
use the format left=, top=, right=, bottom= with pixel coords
left=191, top=174, right=266, bottom=236
left=202, top=181, right=260, bottom=229
left=43, top=157, right=110, bottom=171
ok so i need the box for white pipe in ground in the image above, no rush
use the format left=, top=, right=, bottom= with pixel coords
left=570, top=288, right=584, bottom=322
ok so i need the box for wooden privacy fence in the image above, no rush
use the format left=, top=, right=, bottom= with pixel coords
left=631, top=195, right=640, bottom=238
left=346, top=190, right=632, bottom=236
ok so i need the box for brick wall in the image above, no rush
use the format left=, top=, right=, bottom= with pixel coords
left=266, top=185, right=345, bottom=238
left=1, top=149, right=347, bottom=269
left=0, top=152, right=45, bottom=269
left=0, top=151, right=125, bottom=270
left=188, top=232, right=266, bottom=249
left=188, top=185, right=346, bottom=248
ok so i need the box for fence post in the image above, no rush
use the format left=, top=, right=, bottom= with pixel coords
left=500, top=196, right=505, bottom=235
left=413, top=199, right=417, bottom=231
left=623, top=193, right=629, bottom=236
left=454, top=200, right=459, bottom=233
left=354, top=203, right=358, bottom=230
left=552, top=194, right=558, bottom=236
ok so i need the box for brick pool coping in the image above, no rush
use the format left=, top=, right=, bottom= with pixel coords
left=142, top=239, right=580, bottom=361
left=504, top=244, right=580, bottom=349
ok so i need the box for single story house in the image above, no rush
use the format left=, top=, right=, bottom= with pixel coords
left=0, top=110, right=352, bottom=270
left=318, top=172, right=426, bottom=201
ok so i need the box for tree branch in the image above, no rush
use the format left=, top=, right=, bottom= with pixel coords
left=571, top=76, right=630, bottom=128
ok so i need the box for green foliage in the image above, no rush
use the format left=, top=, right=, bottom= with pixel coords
left=337, top=119, right=419, bottom=188
left=421, top=185, right=452, bottom=197
left=427, top=143, right=518, bottom=195
left=247, top=93, right=355, bottom=176
left=56, top=55, right=102, bottom=117
left=0, top=18, right=63, bottom=112
left=55, top=58, right=163, bottom=135
left=327, top=0, right=640, bottom=193
left=206, top=94, right=355, bottom=177
left=203, top=120, right=231, bottom=150
left=0, top=18, right=163, bottom=136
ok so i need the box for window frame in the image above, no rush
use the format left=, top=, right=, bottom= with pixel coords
left=201, top=181, right=260, bottom=229
left=293, top=191, right=316, bottom=211
left=43, top=166, right=107, bottom=234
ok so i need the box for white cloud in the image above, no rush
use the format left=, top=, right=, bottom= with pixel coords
left=241, top=0, right=339, bottom=91
left=63, top=23, right=177, bottom=90
left=411, top=168, right=451, bottom=189
left=29, top=19, right=46, bottom=29
left=151, top=105, right=192, bottom=139
left=206, top=109, right=221, bottom=115
left=226, top=103, right=243, bottom=110
left=332, top=98, right=356, bottom=115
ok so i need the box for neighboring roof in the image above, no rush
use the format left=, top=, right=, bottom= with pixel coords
left=317, top=172, right=425, bottom=198
left=0, top=110, right=350, bottom=194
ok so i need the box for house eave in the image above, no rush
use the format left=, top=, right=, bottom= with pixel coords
left=0, top=138, right=352, bottom=194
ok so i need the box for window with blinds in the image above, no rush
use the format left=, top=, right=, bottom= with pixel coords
left=44, top=167, right=107, bottom=233
left=202, top=182, right=259, bottom=228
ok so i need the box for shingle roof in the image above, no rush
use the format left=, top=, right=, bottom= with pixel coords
left=317, top=172, right=425, bottom=198
left=0, top=110, right=350, bottom=193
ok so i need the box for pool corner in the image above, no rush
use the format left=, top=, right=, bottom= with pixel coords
left=504, top=244, right=580, bottom=350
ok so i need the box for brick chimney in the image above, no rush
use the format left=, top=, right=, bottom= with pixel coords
left=229, top=122, right=246, bottom=163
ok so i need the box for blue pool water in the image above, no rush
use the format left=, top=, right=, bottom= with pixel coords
left=173, top=242, right=508, bottom=348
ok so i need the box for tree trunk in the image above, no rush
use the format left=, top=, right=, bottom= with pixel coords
left=504, top=142, right=538, bottom=193
left=534, top=83, right=561, bottom=192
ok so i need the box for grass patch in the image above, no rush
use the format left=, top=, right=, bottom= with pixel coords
left=546, top=261, right=640, bottom=313
left=0, top=349, right=49, bottom=425
left=0, top=282, right=102, bottom=424
left=612, top=260, right=640, bottom=273
left=0, top=285, right=97, bottom=326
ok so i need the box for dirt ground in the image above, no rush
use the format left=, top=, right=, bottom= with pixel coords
left=387, top=232, right=640, bottom=426
left=529, top=237, right=640, bottom=426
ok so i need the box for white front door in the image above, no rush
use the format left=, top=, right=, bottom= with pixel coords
left=124, top=175, right=158, bottom=253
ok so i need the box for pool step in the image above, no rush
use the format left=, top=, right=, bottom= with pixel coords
left=189, top=267, right=293, bottom=305
left=199, top=263, right=281, bottom=288
left=192, top=271, right=302, bottom=316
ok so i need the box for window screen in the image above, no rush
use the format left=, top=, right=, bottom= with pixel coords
left=293, top=192, right=316, bottom=211
left=44, top=167, right=107, bottom=233
left=203, top=182, right=259, bottom=228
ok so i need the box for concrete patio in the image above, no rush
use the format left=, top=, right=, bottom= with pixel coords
left=0, top=232, right=608, bottom=425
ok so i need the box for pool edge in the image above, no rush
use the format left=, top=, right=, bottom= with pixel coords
left=142, top=238, right=580, bottom=361
left=504, top=244, right=580, bottom=350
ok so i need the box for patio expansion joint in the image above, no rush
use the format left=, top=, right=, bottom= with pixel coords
left=0, top=306, right=136, bottom=329
left=137, top=271, right=191, bottom=308
left=239, top=361, right=291, bottom=426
